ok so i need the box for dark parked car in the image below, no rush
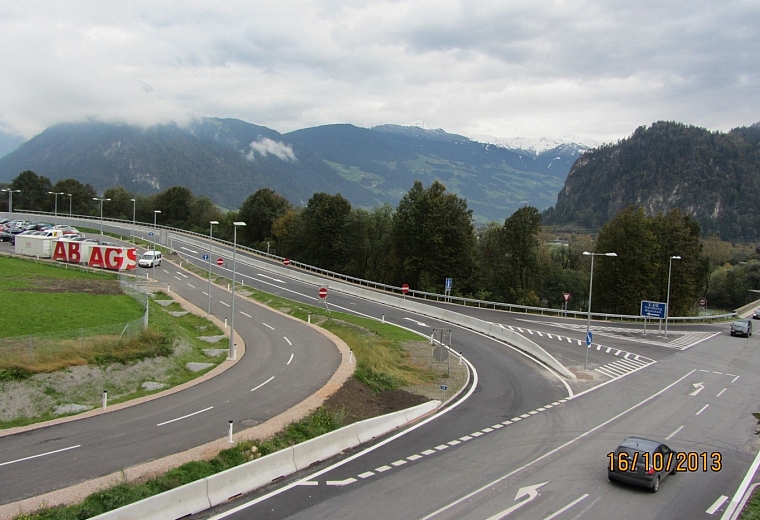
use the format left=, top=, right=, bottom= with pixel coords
left=0, top=230, right=11, bottom=242
left=608, top=437, right=676, bottom=493
left=730, top=319, right=753, bottom=337
left=753, top=308, right=760, bottom=320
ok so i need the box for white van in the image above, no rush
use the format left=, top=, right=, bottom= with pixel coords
left=138, top=251, right=162, bottom=268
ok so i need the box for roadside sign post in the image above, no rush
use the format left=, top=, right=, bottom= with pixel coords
left=318, top=286, right=330, bottom=314
left=401, top=283, right=409, bottom=299
left=562, top=293, right=571, bottom=324
left=640, top=300, right=666, bottom=334
left=283, top=258, right=290, bottom=267
left=445, top=278, right=453, bottom=302
left=584, top=331, right=593, bottom=370
left=217, top=258, right=224, bottom=266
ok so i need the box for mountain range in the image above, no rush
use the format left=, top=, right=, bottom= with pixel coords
left=0, top=119, right=590, bottom=223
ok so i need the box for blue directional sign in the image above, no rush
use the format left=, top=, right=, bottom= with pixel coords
left=445, top=277, right=453, bottom=290
left=202, top=254, right=209, bottom=261
left=586, top=331, right=593, bottom=346
left=640, top=300, right=666, bottom=319
left=440, top=385, right=448, bottom=391
left=148, top=231, right=154, bottom=236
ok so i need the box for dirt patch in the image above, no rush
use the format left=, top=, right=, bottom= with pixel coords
left=12, top=278, right=123, bottom=295
left=322, top=377, right=429, bottom=425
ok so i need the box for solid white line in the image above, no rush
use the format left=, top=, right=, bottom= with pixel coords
left=251, top=376, right=275, bottom=392
left=666, top=425, right=684, bottom=440
left=543, top=494, right=589, bottom=520
left=418, top=370, right=696, bottom=520
left=707, top=495, right=729, bottom=514
left=219, top=301, right=230, bottom=307
left=697, top=404, right=710, bottom=416
left=284, top=337, right=292, bottom=346
left=287, top=353, right=294, bottom=365
left=0, top=445, right=81, bottom=467
left=157, top=406, right=214, bottom=427
left=240, top=311, right=252, bottom=318
left=723, top=445, right=760, bottom=519
left=263, top=323, right=275, bottom=330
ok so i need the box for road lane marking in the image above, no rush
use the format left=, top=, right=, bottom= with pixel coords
left=284, top=337, right=292, bottom=346
left=666, top=425, right=684, bottom=440
left=240, top=311, right=251, bottom=318
left=376, top=465, right=392, bottom=472
left=287, top=353, right=294, bottom=365
left=707, top=495, right=728, bottom=514
left=187, top=283, right=195, bottom=289
left=256, top=273, right=285, bottom=283
left=542, top=494, right=589, bottom=520
left=251, top=376, right=275, bottom=392
left=697, top=404, right=710, bottom=415
left=358, top=471, right=374, bottom=478
left=326, top=478, right=356, bottom=486
left=0, top=445, right=81, bottom=467
left=486, top=481, right=549, bottom=519
left=419, top=370, right=696, bottom=520
left=219, top=301, right=230, bottom=307
left=263, top=323, right=275, bottom=330
left=690, top=382, right=705, bottom=396
left=157, top=406, right=214, bottom=427
left=717, top=388, right=727, bottom=397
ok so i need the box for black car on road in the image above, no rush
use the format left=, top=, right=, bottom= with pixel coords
left=608, top=437, right=676, bottom=493
left=730, top=319, right=753, bottom=337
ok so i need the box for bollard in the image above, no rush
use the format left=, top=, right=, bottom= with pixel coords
left=430, top=332, right=435, bottom=345
left=459, top=351, right=464, bottom=365
left=224, top=318, right=228, bottom=329
left=167, top=284, right=171, bottom=294
left=228, top=420, right=234, bottom=443
left=382, top=314, right=385, bottom=323
left=308, top=313, right=311, bottom=324
left=349, top=349, right=354, bottom=363
left=227, top=283, right=230, bottom=291
left=233, top=343, right=237, bottom=359
left=179, top=262, right=182, bottom=268
left=102, top=390, right=108, bottom=410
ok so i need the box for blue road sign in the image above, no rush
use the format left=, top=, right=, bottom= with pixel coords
left=202, top=254, right=209, bottom=261
left=586, top=331, right=593, bottom=346
left=148, top=231, right=154, bottom=236
left=440, top=385, right=448, bottom=391
left=640, top=300, right=666, bottom=319
left=445, top=277, right=453, bottom=290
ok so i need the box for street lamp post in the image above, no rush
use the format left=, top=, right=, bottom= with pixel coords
left=583, top=251, right=617, bottom=370
left=130, top=198, right=136, bottom=244
left=152, top=210, right=161, bottom=280
left=207, top=220, right=219, bottom=316
left=229, top=221, right=246, bottom=360
left=48, top=191, right=64, bottom=226
left=67, top=194, right=72, bottom=224
left=2, top=188, right=21, bottom=213
left=93, top=197, right=111, bottom=237
left=665, top=255, right=681, bottom=337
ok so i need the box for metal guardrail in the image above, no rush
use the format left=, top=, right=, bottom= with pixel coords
left=4, top=210, right=738, bottom=324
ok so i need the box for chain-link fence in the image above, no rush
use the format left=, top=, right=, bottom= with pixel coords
left=0, top=273, right=149, bottom=362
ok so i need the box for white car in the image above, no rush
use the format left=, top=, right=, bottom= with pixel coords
left=138, top=251, right=162, bottom=268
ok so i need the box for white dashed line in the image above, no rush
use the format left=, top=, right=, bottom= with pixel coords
left=157, top=406, right=214, bottom=427
left=219, top=301, right=230, bottom=307
left=392, top=460, right=407, bottom=466
left=459, top=436, right=473, bottom=441
left=284, top=337, right=292, bottom=346
left=251, top=376, right=275, bottom=392
left=697, top=404, right=710, bottom=416
left=717, top=388, right=727, bottom=397
left=407, top=454, right=423, bottom=461
left=262, top=323, right=275, bottom=330
left=376, top=465, right=392, bottom=472
left=187, top=283, right=195, bottom=289
left=421, top=450, right=436, bottom=456
left=287, top=353, right=294, bottom=365
left=240, top=311, right=251, bottom=318
left=666, top=425, right=684, bottom=440
left=358, top=471, right=375, bottom=479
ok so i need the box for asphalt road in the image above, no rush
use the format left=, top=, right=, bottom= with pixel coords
left=0, top=242, right=340, bottom=505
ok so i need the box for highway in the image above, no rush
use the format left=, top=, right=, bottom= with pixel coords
left=2, top=216, right=759, bottom=520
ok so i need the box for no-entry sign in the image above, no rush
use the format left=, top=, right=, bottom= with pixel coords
left=283, top=258, right=291, bottom=266
left=401, top=283, right=409, bottom=294
left=216, top=258, right=224, bottom=266
left=318, top=287, right=328, bottom=299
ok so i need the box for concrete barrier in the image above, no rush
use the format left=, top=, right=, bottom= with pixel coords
left=91, top=479, right=210, bottom=520
left=403, top=400, right=439, bottom=423
left=292, top=424, right=361, bottom=471
left=206, top=447, right=297, bottom=507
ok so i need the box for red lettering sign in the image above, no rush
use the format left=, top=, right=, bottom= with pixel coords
left=68, top=242, right=81, bottom=263
left=105, top=247, right=121, bottom=270
left=89, top=247, right=105, bottom=268
left=125, top=248, right=137, bottom=270
left=52, top=241, right=68, bottom=262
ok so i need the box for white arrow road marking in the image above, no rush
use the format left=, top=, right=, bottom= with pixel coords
left=180, top=246, right=199, bottom=254
left=326, top=478, right=356, bottom=486
left=0, top=445, right=81, bottom=467
left=403, top=317, right=428, bottom=327
left=706, top=495, right=728, bottom=514
left=486, top=482, right=549, bottom=519
left=690, top=382, right=705, bottom=396
left=256, top=273, right=285, bottom=283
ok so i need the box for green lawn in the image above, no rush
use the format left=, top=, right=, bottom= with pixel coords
left=0, top=256, right=144, bottom=337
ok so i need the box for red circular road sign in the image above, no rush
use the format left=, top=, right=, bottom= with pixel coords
left=698, top=297, right=707, bottom=307
left=401, top=283, right=409, bottom=294
left=283, top=258, right=291, bottom=266
left=318, top=287, right=328, bottom=299
left=216, top=258, right=224, bottom=266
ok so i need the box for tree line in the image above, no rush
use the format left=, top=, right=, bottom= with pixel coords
left=3, top=170, right=755, bottom=314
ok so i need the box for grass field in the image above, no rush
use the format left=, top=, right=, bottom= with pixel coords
left=0, top=256, right=145, bottom=337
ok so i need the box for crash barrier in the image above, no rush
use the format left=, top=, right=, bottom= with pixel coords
left=91, top=400, right=439, bottom=520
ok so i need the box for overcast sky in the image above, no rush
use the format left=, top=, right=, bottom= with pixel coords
left=1, top=1, right=757, bottom=143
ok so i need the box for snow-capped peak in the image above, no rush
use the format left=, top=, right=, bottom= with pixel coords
left=472, top=134, right=600, bottom=154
